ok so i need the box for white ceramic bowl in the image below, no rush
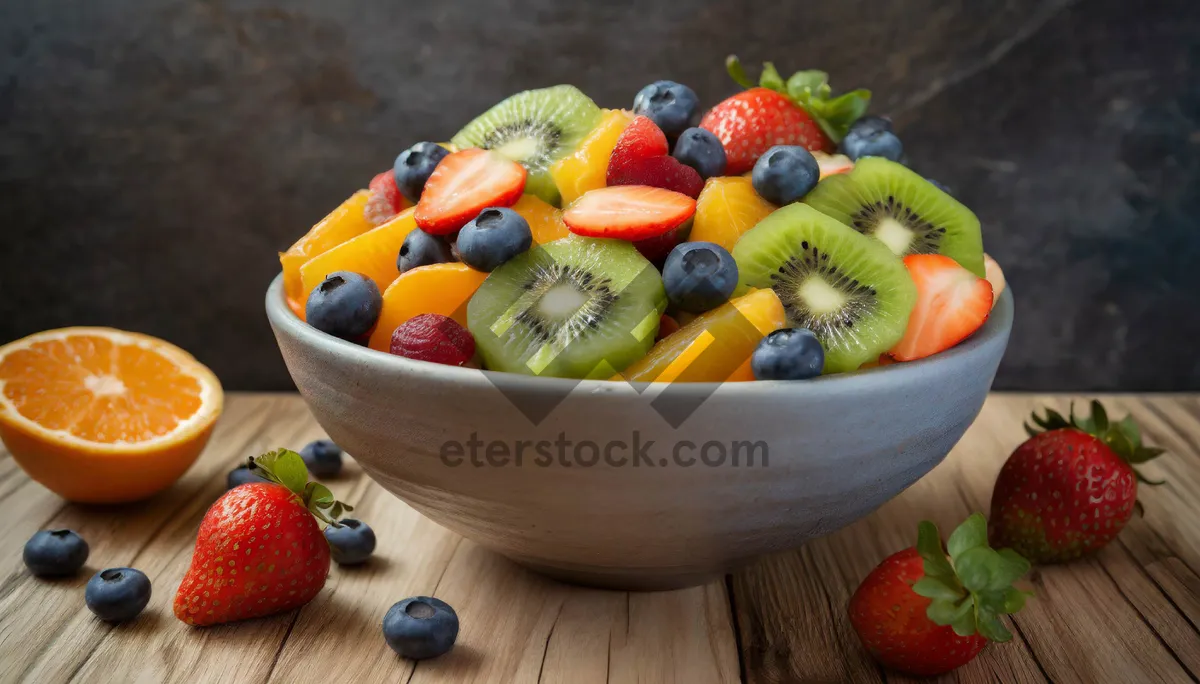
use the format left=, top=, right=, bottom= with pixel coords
left=267, top=275, right=1012, bottom=589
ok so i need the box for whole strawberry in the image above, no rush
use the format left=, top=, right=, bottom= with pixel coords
left=174, top=449, right=353, bottom=626
left=989, top=401, right=1165, bottom=563
left=849, top=514, right=1031, bottom=677
left=700, top=56, right=871, bottom=174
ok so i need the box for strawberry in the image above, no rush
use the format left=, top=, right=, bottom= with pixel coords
left=889, top=254, right=993, bottom=361
left=700, top=56, right=871, bottom=174
left=174, top=449, right=352, bottom=626
left=812, top=151, right=854, bottom=179
left=989, top=401, right=1166, bottom=563
left=414, top=149, right=526, bottom=235
left=849, top=514, right=1031, bottom=677
left=606, top=116, right=703, bottom=199
left=365, top=170, right=409, bottom=225
left=563, top=185, right=696, bottom=241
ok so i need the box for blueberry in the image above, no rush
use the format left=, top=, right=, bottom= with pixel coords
left=751, top=328, right=825, bottom=380
left=85, top=567, right=151, bottom=623
left=23, top=529, right=89, bottom=577
left=632, top=80, right=701, bottom=142
left=662, top=242, right=738, bottom=314
left=672, top=128, right=727, bottom=179
left=840, top=116, right=903, bottom=162
left=751, top=146, right=821, bottom=205
left=324, top=519, right=376, bottom=565
left=300, top=439, right=343, bottom=477
left=394, top=142, right=450, bottom=204
left=456, top=207, right=532, bottom=272
left=398, top=229, right=453, bottom=274
left=306, top=271, right=382, bottom=341
left=383, top=596, right=459, bottom=660
left=227, top=465, right=268, bottom=490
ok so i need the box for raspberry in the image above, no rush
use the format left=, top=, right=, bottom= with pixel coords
left=389, top=314, right=475, bottom=366
left=365, top=171, right=406, bottom=225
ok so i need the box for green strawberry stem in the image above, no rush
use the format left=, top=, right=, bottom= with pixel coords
left=248, top=448, right=353, bottom=526
left=912, top=513, right=1032, bottom=642
left=724, top=55, right=872, bottom=144
left=1025, top=400, right=1166, bottom=485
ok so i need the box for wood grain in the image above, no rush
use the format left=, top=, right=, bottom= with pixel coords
left=1, top=394, right=1198, bottom=683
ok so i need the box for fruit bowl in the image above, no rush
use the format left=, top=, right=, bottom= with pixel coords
left=267, top=274, right=1013, bottom=590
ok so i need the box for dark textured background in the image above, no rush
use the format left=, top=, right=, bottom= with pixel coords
left=2, top=0, right=1198, bottom=390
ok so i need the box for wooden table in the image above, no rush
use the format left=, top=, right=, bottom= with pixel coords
left=2, top=393, right=1198, bottom=684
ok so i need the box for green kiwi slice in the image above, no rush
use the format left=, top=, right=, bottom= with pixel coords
left=804, top=157, right=985, bottom=277
left=732, top=204, right=917, bottom=373
left=451, top=85, right=603, bottom=207
left=468, top=236, right=666, bottom=379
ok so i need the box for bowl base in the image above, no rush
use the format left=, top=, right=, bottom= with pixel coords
left=511, top=557, right=726, bottom=592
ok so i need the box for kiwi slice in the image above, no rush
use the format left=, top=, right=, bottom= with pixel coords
left=451, top=86, right=603, bottom=207
left=468, top=235, right=666, bottom=379
left=804, top=157, right=985, bottom=277
left=732, top=204, right=917, bottom=373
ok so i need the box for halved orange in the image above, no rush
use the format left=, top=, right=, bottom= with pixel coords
left=0, top=328, right=224, bottom=503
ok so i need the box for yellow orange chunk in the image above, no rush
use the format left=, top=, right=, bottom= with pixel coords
left=512, top=194, right=569, bottom=244
left=549, top=109, right=635, bottom=205
left=621, top=289, right=786, bottom=383
left=299, top=208, right=418, bottom=305
left=690, top=177, right=777, bottom=253
left=368, top=263, right=488, bottom=351
left=281, top=190, right=375, bottom=314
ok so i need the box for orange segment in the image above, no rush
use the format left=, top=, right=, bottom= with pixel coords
left=299, top=208, right=418, bottom=303
left=512, top=194, right=569, bottom=244
left=621, top=289, right=786, bottom=382
left=281, top=190, right=375, bottom=312
left=691, top=177, right=777, bottom=252
left=368, top=263, right=489, bottom=351
left=0, top=327, right=223, bottom=503
left=549, top=109, right=635, bottom=205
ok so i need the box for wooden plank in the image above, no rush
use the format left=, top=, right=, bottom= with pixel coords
left=730, top=394, right=1200, bottom=684
left=2, top=394, right=1199, bottom=683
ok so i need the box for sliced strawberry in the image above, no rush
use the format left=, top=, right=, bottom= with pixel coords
left=813, top=151, right=854, bottom=179
left=365, top=170, right=408, bottom=225
left=415, top=149, right=526, bottom=235
left=608, top=156, right=704, bottom=199
left=563, top=186, right=696, bottom=241
left=607, top=116, right=669, bottom=181
left=889, top=254, right=993, bottom=361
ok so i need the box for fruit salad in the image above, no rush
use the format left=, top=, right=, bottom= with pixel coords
left=280, top=57, right=1007, bottom=383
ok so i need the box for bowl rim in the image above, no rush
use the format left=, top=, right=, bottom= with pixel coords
left=266, top=273, right=1013, bottom=396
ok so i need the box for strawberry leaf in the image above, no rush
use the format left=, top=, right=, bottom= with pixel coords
left=759, top=62, right=786, bottom=92
left=928, top=594, right=972, bottom=626
left=947, top=512, right=988, bottom=558
left=913, top=577, right=964, bottom=602
left=950, top=600, right=978, bottom=637
left=917, top=521, right=956, bottom=582
left=249, top=448, right=353, bottom=528
left=976, top=609, right=1013, bottom=642
left=725, top=55, right=756, bottom=89
left=913, top=514, right=1032, bottom=642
